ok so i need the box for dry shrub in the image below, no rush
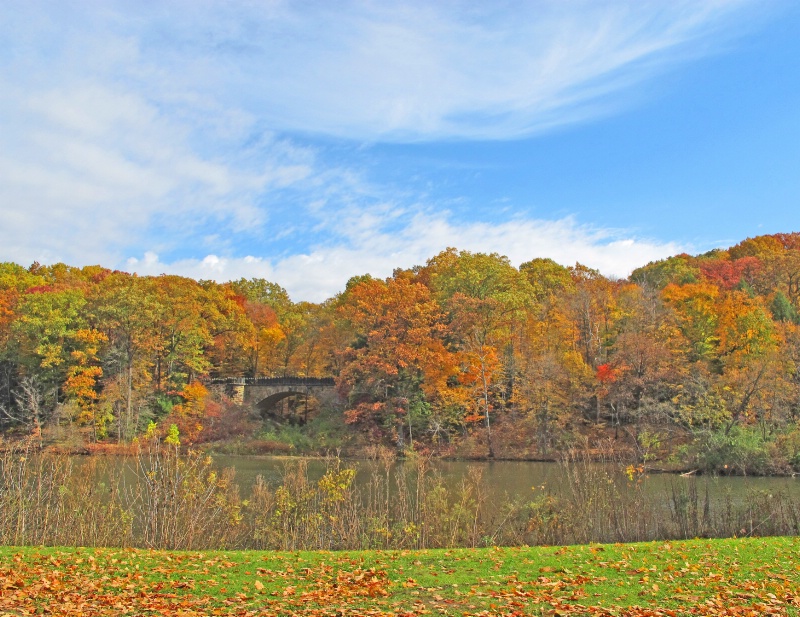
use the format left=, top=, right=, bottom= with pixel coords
left=3, top=437, right=800, bottom=550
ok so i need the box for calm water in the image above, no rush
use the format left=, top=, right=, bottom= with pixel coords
left=212, top=455, right=800, bottom=506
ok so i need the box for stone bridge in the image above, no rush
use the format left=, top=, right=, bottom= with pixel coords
left=211, top=377, right=338, bottom=420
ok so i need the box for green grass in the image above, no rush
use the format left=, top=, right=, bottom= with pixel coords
left=2, top=537, right=800, bottom=615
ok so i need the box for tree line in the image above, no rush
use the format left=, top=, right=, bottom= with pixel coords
left=2, top=232, right=800, bottom=470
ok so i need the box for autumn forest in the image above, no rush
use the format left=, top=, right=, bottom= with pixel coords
left=2, top=232, right=800, bottom=474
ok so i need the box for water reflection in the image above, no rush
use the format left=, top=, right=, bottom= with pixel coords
left=212, top=454, right=800, bottom=506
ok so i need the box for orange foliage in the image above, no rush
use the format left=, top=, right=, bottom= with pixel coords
left=729, top=234, right=785, bottom=259
left=165, top=381, right=210, bottom=444
left=175, top=381, right=209, bottom=416
left=64, top=329, right=108, bottom=406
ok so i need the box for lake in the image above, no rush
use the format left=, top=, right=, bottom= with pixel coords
left=213, top=454, right=800, bottom=508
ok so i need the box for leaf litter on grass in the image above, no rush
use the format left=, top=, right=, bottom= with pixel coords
left=2, top=539, right=800, bottom=616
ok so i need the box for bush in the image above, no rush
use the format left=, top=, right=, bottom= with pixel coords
left=256, top=408, right=351, bottom=454
left=694, top=426, right=772, bottom=475
left=773, top=425, right=800, bottom=471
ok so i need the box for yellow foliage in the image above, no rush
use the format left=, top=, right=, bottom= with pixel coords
left=175, top=381, right=209, bottom=417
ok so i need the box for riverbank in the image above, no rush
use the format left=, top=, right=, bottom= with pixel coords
left=2, top=537, right=799, bottom=615
left=6, top=403, right=800, bottom=479
left=4, top=440, right=800, bottom=551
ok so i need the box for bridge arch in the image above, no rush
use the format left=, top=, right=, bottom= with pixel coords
left=254, top=390, right=317, bottom=425
left=211, top=377, right=339, bottom=423
left=256, top=390, right=306, bottom=413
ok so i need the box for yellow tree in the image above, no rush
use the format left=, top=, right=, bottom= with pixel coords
left=151, top=275, right=215, bottom=390
left=0, top=263, right=46, bottom=421
left=565, top=264, right=617, bottom=371
left=195, top=281, right=253, bottom=379
left=241, top=300, right=284, bottom=376
left=288, top=301, right=337, bottom=378
left=516, top=258, right=587, bottom=452
left=64, top=328, right=109, bottom=439
left=715, top=290, right=786, bottom=433
left=91, top=273, right=161, bottom=441
left=631, top=254, right=701, bottom=290
left=661, top=282, right=721, bottom=363
left=426, top=249, right=533, bottom=457
left=12, top=287, right=90, bottom=404
left=166, top=380, right=210, bottom=444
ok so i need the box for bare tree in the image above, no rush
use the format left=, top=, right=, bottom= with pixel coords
left=0, top=376, right=52, bottom=446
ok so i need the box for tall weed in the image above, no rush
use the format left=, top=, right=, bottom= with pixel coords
left=2, top=439, right=800, bottom=550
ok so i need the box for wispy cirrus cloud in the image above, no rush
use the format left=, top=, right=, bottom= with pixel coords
left=88, top=0, right=762, bottom=141
left=0, top=0, right=770, bottom=298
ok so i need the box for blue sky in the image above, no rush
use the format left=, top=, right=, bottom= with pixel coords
left=1, top=1, right=798, bottom=301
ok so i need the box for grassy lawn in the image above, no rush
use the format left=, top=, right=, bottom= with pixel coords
left=2, top=537, right=800, bottom=615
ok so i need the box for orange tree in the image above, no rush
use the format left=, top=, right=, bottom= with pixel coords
left=336, top=270, right=457, bottom=448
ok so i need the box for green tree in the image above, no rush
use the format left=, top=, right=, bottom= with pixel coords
left=771, top=291, right=799, bottom=324
left=12, top=287, right=88, bottom=389
left=631, top=254, right=700, bottom=290
left=91, top=273, right=161, bottom=441
left=425, top=249, right=533, bottom=456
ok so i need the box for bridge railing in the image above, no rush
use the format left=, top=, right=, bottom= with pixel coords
left=208, top=376, right=336, bottom=387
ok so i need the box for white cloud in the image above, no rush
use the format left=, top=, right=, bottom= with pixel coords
left=126, top=213, right=684, bottom=302
left=0, top=78, right=313, bottom=266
